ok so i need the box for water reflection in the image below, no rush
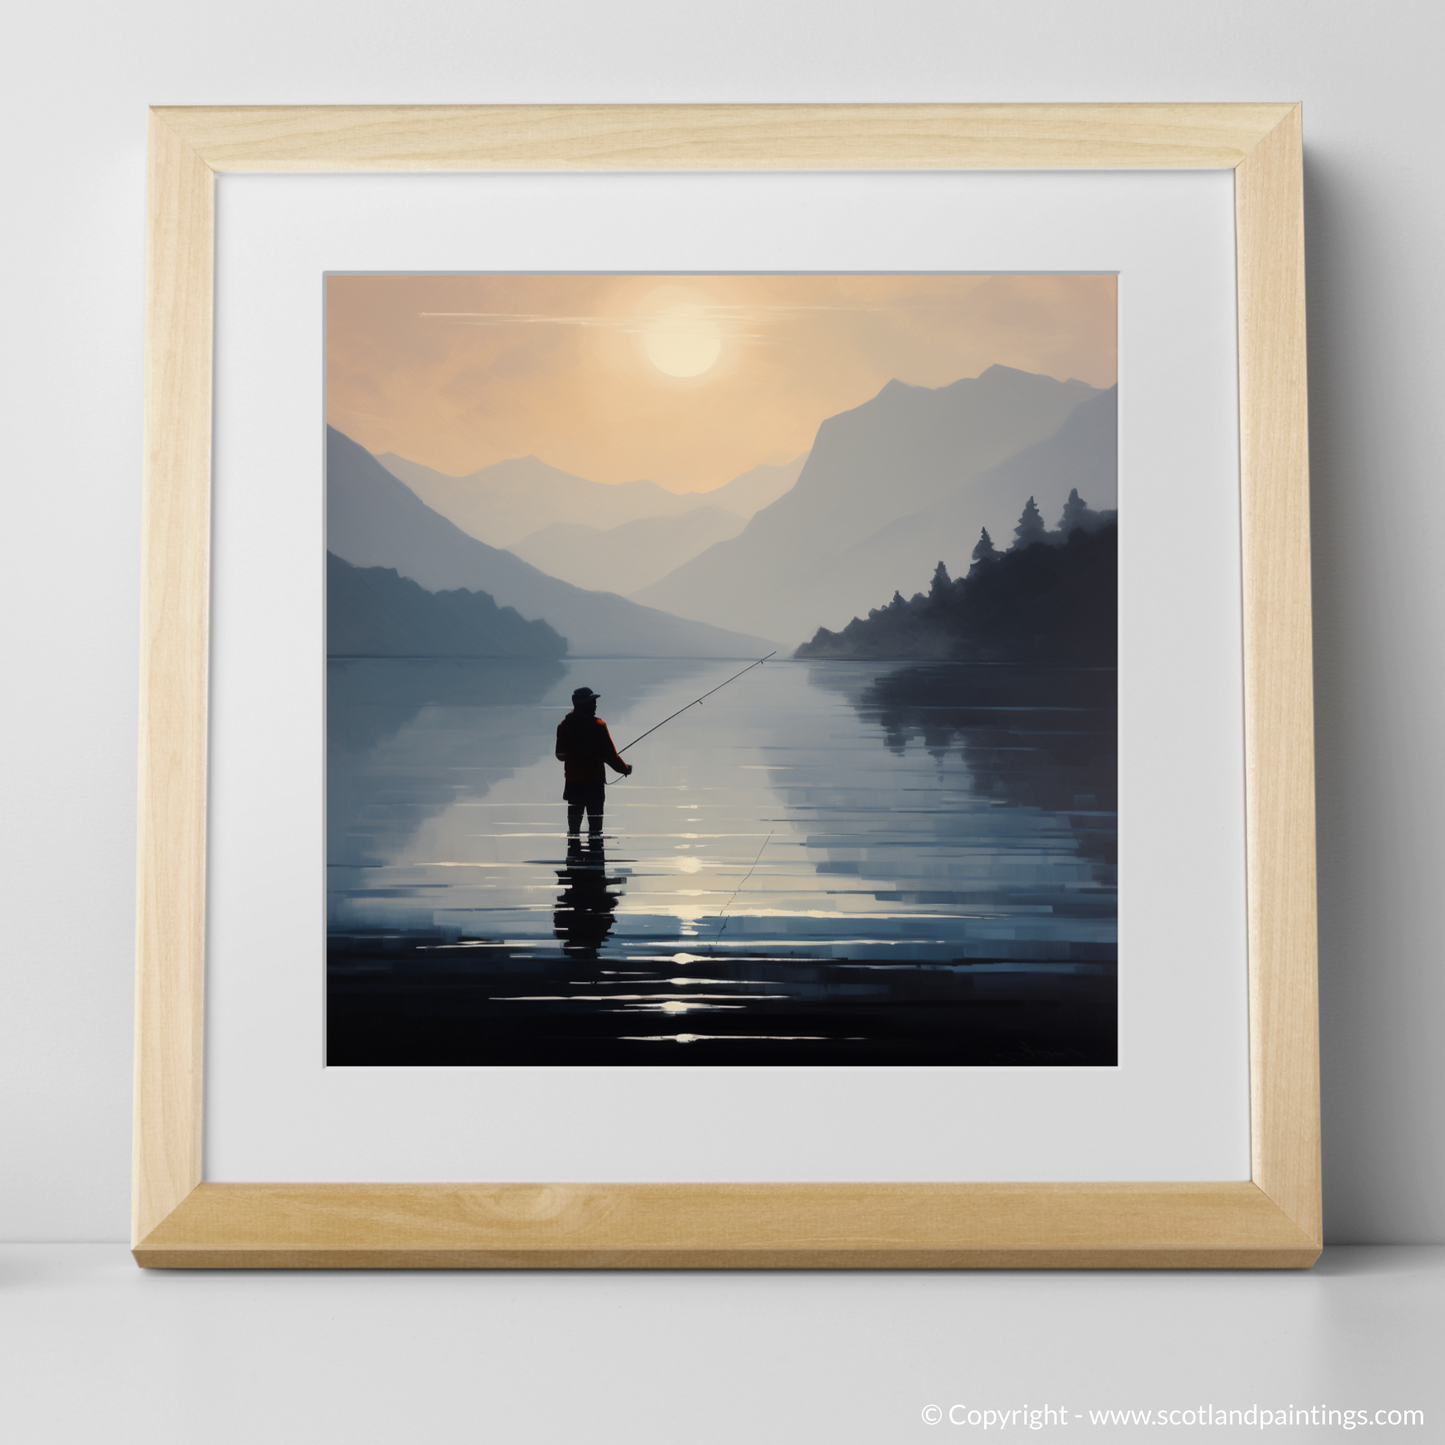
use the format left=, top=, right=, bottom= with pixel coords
left=554, top=837, right=624, bottom=960
left=327, top=656, right=1116, bottom=1065
left=852, top=661, right=1116, bottom=867
left=328, top=656, right=565, bottom=874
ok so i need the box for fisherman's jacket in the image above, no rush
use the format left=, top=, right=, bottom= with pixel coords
left=555, top=712, right=628, bottom=782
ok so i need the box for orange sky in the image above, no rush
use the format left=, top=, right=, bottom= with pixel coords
left=326, top=274, right=1116, bottom=492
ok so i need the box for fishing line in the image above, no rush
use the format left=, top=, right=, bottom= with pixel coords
left=587, top=655, right=778, bottom=926
left=713, top=829, right=773, bottom=945
left=614, top=652, right=776, bottom=762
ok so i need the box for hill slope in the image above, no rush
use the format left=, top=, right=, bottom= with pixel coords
left=797, top=521, right=1118, bottom=665
left=692, top=456, right=806, bottom=517
left=508, top=505, right=747, bottom=593
left=632, top=366, right=1099, bottom=643
left=825, top=386, right=1118, bottom=610
left=326, top=552, right=567, bottom=658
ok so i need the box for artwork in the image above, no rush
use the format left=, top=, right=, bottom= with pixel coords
left=137, top=104, right=1316, bottom=1268
left=325, top=273, right=1118, bottom=1067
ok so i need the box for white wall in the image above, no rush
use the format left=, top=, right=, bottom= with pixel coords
left=2, top=0, right=1440, bottom=1243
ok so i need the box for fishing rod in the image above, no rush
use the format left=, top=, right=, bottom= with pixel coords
left=615, top=652, right=777, bottom=759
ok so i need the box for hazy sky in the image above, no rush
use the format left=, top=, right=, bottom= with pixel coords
left=326, top=274, right=1116, bottom=493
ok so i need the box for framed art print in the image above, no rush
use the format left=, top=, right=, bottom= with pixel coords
left=135, top=105, right=1319, bottom=1267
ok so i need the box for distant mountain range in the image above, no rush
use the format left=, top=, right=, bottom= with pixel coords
left=338, top=364, right=1115, bottom=658
left=327, top=428, right=775, bottom=657
left=631, top=365, right=1112, bottom=645
left=375, top=451, right=806, bottom=550
left=508, top=505, right=748, bottom=594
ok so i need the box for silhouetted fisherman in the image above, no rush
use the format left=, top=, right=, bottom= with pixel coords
left=555, top=686, right=631, bottom=837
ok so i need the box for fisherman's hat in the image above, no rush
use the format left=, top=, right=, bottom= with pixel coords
left=571, top=686, right=601, bottom=703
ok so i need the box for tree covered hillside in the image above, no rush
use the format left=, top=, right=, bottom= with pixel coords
left=327, top=552, right=567, bottom=658
left=796, top=491, right=1116, bottom=664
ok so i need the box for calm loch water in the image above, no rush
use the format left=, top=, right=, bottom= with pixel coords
left=327, top=656, right=1116, bottom=1066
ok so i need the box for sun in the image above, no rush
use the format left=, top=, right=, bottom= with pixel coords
left=643, top=303, right=722, bottom=378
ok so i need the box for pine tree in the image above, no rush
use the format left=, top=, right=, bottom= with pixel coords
left=971, top=527, right=998, bottom=565
left=1058, top=488, right=1097, bottom=537
left=1012, top=496, right=1046, bottom=550
left=929, top=560, right=952, bottom=601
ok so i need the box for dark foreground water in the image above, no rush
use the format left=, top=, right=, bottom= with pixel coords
left=327, top=656, right=1116, bottom=1066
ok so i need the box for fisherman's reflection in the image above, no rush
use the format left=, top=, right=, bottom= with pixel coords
left=553, top=836, right=624, bottom=960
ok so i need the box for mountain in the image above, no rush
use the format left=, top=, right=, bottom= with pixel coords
left=690, top=456, right=806, bottom=517
left=374, top=454, right=692, bottom=547
left=631, top=365, right=1102, bottom=644
left=823, top=386, right=1118, bottom=615
left=326, top=552, right=567, bottom=658
left=508, top=506, right=748, bottom=593
left=327, top=427, right=775, bottom=657
left=373, top=451, right=806, bottom=550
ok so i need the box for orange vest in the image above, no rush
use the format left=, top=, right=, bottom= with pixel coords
left=555, top=713, right=627, bottom=782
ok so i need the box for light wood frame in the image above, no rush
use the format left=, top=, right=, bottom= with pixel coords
left=135, top=103, right=1318, bottom=1268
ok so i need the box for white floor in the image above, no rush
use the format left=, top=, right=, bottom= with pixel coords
left=3, top=1246, right=1440, bottom=1442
